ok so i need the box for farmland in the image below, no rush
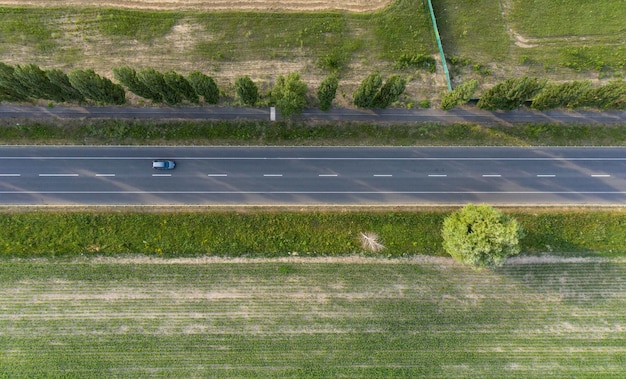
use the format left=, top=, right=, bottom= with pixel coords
left=435, top=0, right=626, bottom=86
left=0, top=0, right=623, bottom=104
left=0, top=1, right=440, bottom=104
left=1, top=256, right=625, bottom=377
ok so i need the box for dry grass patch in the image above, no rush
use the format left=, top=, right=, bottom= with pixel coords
left=0, top=0, right=392, bottom=12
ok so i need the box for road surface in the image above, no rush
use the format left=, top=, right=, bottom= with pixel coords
left=1, top=105, right=625, bottom=124
left=1, top=146, right=626, bottom=205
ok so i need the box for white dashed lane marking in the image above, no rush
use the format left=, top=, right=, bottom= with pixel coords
left=152, top=174, right=171, bottom=177
left=39, top=174, right=79, bottom=177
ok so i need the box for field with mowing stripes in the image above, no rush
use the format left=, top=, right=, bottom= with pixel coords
left=1, top=256, right=625, bottom=377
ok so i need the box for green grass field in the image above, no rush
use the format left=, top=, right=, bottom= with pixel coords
left=0, top=3, right=435, bottom=84
left=433, top=0, right=626, bottom=83
left=1, top=256, right=625, bottom=377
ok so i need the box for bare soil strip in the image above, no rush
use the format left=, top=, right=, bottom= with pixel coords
left=0, top=0, right=392, bottom=12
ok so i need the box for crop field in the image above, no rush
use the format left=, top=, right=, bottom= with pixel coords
left=1, top=255, right=625, bottom=377
left=434, top=0, right=626, bottom=85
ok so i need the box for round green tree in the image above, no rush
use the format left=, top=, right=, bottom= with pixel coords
left=442, top=204, right=523, bottom=268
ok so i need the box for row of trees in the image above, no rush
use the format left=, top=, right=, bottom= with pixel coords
left=113, top=67, right=219, bottom=105
left=445, top=77, right=626, bottom=111
left=0, top=63, right=340, bottom=115
left=0, top=63, right=125, bottom=105
left=0, top=63, right=409, bottom=114
left=2, top=63, right=624, bottom=112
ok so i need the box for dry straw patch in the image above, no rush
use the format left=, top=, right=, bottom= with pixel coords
left=0, top=0, right=392, bottom=12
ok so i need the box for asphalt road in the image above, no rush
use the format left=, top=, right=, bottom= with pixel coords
left=1, top=146, right=626, bottom=205
left=1, top=104, right=625, bottom=124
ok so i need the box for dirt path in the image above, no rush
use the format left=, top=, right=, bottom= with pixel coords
left=0, top=0, right=392, bottom=12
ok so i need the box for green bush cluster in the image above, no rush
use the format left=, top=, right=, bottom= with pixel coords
left=477, top=77, right=547, bottom=111
left=476, top=77, right=625, bottom=111
left=0, top=63, right=122, bottom=104
left=440, top=79, right=478, bottom=110
left=572, top=80, right=626, bottom=109
left=353, top=73, right=407, bottom=109
left=317, top=74, right=339, bottom=111
left=114, top=66, right=211, bottom=105
left=531, top=80, right=592, bottom=110
left=271, top=72, right=308, bottom=117
left=235, top=76, right=259, bottom=106
left=393, top=53, right=436, bottom=73
left=530, top=80, right=626, bottom=110
left=442, top=204, right=523, bottom=268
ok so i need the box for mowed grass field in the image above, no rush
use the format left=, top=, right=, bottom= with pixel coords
left=1, top=256, right=625, bottom=377
left=433, top=0, right=626, bottom=84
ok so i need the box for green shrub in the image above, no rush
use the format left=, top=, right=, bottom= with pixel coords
left=113, top=66, right=160, bottom=102
left=477, top=77, right=547, bottom=110
left=163, top=71, right=199, bottom=104
left=531, top=81, right=592, bottom=110
left=442, top=204, right=524, bottom=268
left=574, top=80, right=626, bottom=109
left=0, top=62, right=29, bottom=101
left=67, top=69, right=126, bottom=105
left=46, top=68, right=85, bottom=103
left=187, top=71, right=219, bottom=104
left=12, top=64, right=64, bottom=102
left=137, top=68, right=181, bottom=105
left=393, top=53, right=436, bottom=73
left=440, top=79, right=478, bottom=110
left=235, top=76, right=259, bottom=106
left=317, top=74, right=339, bottom=111
left=371, top=75, right=407, bottom=109
left=353, top=73, right=382, bottom=108
left=272, top=72, right=308, bottom=117
left=317, top=50, right=348, bottom=71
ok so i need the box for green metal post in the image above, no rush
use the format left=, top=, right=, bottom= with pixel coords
left=426, top=0, right=452, bottom=92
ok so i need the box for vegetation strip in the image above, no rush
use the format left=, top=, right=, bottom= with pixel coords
left=0, top=210, right=625, bottom=257
left=2, top=119, right=626, bottom=146
left=1, top=257, right=625, bottom=377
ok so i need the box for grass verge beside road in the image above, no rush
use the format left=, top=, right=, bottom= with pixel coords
left=1, top=209, right=625, bottom=257
left=1, top=256, right=625, bottom=377
left=2, top=119, right=626, bottom=146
